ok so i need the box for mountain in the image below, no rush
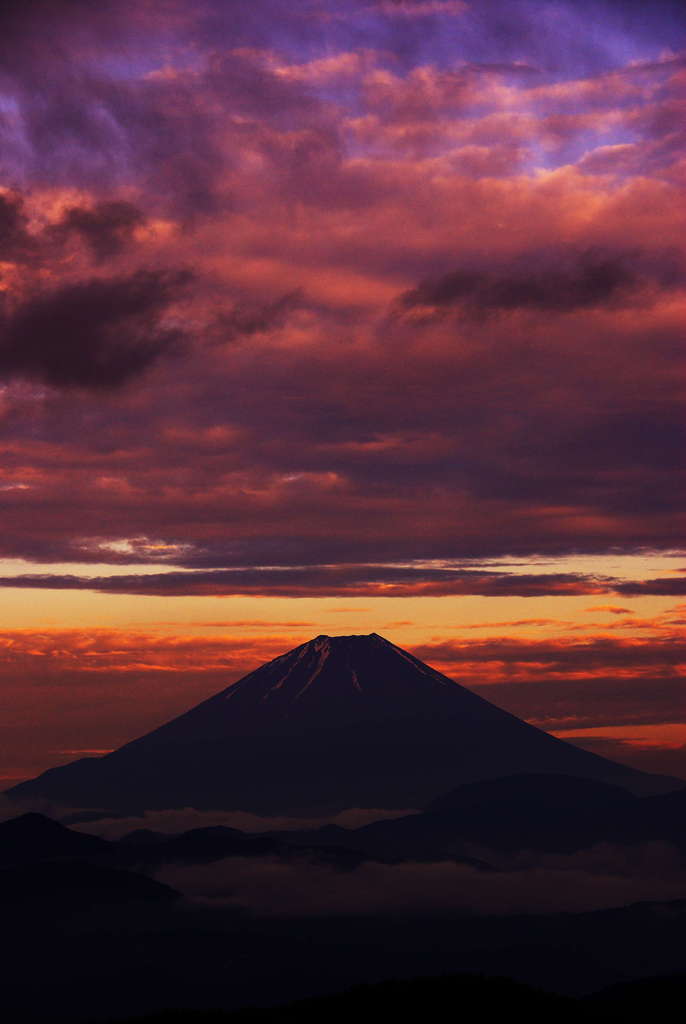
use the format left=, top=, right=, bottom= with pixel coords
left=5, top=633, right=678, bottom=814
left=269, top=773, right=686, bottom=861
left=0, top=860, right=179, bottom=915
left=0, top=811, right=110, bottom=867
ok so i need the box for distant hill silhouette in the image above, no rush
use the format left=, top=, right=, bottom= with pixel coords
left=0, top=859, right=179, bottom=914
left=6, top=634, right=679, bottom=814
left=0, top=811, right=110, bottom=866
left=115, top=823, right=370, bottom=871
left=4, top=769, right=686, bottom=882
left=266, top=773, right=686, bottom=859
left=424, top=771, right=636, bottom=814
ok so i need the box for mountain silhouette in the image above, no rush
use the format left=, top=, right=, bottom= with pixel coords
left=0, top=811, right=110, bottom=867
left=271, top=773, right=686, bottom=860
left=5, top=633, right=677, bottom=813
left=0, top=859, right=179, bottom=915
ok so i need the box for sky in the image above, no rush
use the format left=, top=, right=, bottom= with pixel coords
left=0, top=0, right=684, bottom=788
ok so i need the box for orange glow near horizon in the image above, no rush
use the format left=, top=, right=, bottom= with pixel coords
left=0, top=584, right=683, bottom=786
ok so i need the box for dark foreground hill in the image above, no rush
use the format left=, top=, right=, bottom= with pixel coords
left=0, top=859, right=179, bottom=914
left=1, top=814, right=684, bottom=1022
left=4, top=894, right=686, bottom=1022
left=6, top=634, right=677, bottom=814
left=108, top=975, right=578, bottom=1024
left=93, top=973, right=686, bottom=1024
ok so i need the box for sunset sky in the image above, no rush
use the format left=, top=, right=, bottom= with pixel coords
left=0, top=0, right=684, bottom=788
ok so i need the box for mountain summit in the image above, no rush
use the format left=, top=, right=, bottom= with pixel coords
left=6, top=633, right=673, bottom=813
left=157, top=632, right=501, bottom=731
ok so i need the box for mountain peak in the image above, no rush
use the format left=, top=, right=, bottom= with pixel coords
left=300, top=632, right=391, bottom=664
left=211, top=631, right=454, bottom=718
left=309, top=632, right=387, bottom=645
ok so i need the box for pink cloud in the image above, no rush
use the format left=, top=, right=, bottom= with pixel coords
left=0, top=4, right=683, bottom=582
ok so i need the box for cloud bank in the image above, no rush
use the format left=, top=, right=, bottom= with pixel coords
left=0, top=0, right=683, bottom=570
left=155, top=845, right=686, bottom=916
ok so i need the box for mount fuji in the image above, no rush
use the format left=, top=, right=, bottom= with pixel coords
left=6, top=633, right=675, bottom=813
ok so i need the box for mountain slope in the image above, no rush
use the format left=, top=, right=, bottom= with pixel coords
left=5, top=633, right=676, bottom=813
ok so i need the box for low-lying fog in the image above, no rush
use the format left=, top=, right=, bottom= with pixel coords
left=155, top=843, right=686, bottom=917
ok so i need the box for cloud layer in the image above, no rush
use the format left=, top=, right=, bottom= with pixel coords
left=0, top=0, right=683, bottom=570
left=155, top=845, right=686, bottom=917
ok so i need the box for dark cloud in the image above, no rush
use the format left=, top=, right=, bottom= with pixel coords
left=616, top=578, right=686, bottom=596
left=216, top=290, right=305, bottom=343
left=0, top=270, right=188, bottom=390
left=0, top=0, right=127, bottom=60
left=399, top=247, right=685, bottom=317
left=205, top=50, right=320, bottom=121
left=0, top=567, right=611, bottom=598
left=53, top=200, right=145, bottom=261
left=468, top=673, right=686, bottom=731
left=2, top=565, right=685, bottom=601
left=415, top=635, right=686, bottom=676
left=569, top=737, right=686, bottom=781
left=0, top=191, right=33, bottom=261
